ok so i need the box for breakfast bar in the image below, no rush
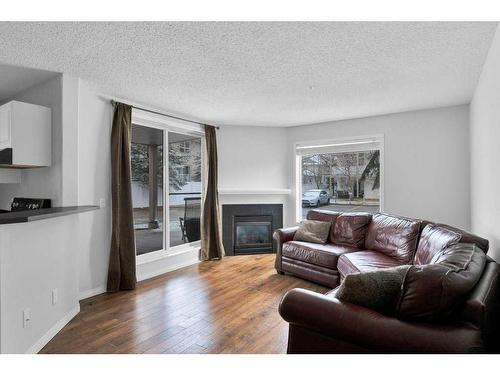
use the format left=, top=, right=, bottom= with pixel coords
left=0, top=205, right=99, bottom=353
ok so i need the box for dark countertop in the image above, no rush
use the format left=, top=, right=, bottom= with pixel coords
left=0, top=206, right=99, bottom=225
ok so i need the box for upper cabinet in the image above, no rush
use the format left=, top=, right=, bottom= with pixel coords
left=0, top=101, right=51, bottom=168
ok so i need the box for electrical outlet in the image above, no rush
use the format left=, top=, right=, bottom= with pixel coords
left=99, top=198, right=106, bottom=208
left=52, top=288, right=58, bottom=305
left=23, top=308, right=31, bottom=328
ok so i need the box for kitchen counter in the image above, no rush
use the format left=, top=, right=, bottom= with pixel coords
left=0, top=206, right=99, bottom=225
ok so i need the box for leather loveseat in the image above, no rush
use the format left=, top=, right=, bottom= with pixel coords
left=275, top=210, right=500, bottom=353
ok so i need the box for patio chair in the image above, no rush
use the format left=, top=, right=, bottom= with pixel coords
left=179, top=197, right=201, bottom=243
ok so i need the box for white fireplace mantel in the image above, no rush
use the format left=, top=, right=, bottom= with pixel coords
left=218, top=188, right=292, bottom=227
left=218, top=188, right=291, bottom=195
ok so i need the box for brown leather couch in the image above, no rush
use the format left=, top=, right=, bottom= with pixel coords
left=275, top=210, right=500, bottom=353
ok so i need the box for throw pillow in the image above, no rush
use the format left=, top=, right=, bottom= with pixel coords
left=293, top=220, right=332, bottom=244
left=336, top=265, right=411, bottom=314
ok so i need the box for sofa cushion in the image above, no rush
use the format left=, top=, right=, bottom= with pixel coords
left=306, top=210, right=341, bottom=242
left=337, top=266, right=411, bottom=314
left=282, top=241, right=358, bottom=270
left=281, top=257, right=340, bottom=288
left=306, top=209, right=340, bottom=223
left=293, top=220, right=332, bottom=244
left=337, top=250, right=404, bottom=278
left=365, top=213, right=421, bottom=263
left=439, top=224, right=489, bottom=253
left=397, top=243, right=486, bottom=321
left=414, top=224, right=461, bottom=265
left=332, top=213, right=372, bottom=248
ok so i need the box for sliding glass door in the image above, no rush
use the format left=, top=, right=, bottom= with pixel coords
left=168, top=133, right=202, bottom=248
left=131, top=119, right=203, bottom=257
left=131, top=124, right=165, bottom=255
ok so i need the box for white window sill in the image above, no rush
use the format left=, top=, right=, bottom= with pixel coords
left=219, top=188, right=291, bottom=195
left=136, top=241, right=200, bottom=266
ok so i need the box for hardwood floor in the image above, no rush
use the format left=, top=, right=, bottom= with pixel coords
left=40, top=254, right=327, bottom=354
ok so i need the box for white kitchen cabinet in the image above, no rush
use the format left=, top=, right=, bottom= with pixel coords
left=0, top=104, right=11, bottom=150
left=0, top=101, right=51, bottom=168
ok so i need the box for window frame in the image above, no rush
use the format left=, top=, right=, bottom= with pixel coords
left=131, top=108, right=205, bottom=265
left=294, top=134, right=384, bottom=224
left=178, top=140, right=191, bottom=154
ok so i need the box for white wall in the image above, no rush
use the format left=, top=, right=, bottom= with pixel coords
left=0, top=216, right=80, bottom=353
left=287, top=105, right=471, bottom=229
left=470, top=26, right=500, bottom=261
left=61, top=75, right=80, bottom=206
left=76, top=81, right=112, bottom=296
left=0, top=75, right=63, bottom=209
left=218, top=125, right=289, bottom=190
left=217, top=125, right=292, bottom=225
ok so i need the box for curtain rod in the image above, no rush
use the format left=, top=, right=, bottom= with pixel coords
left=110, top=99, right=220, bottom=129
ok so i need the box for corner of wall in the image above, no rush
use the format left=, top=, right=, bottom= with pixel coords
left=469, top=24, right=500, bottom=261
left=61, top=74, right=80, bottom=207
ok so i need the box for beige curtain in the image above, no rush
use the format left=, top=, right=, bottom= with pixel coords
left=200, top=125, right=225, bottom=260
left=107, top=103, right=137, bottom=291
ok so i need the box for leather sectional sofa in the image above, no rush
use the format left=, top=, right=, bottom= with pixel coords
left=275, top=210, right=500, bottom=353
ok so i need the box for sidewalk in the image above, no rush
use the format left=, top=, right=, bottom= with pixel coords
left=302, top=202, right=380, bottom=217
left=330, top=198, right=379, bottom=206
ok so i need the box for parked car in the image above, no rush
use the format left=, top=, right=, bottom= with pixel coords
left=302, top=190, right=330, bottom=207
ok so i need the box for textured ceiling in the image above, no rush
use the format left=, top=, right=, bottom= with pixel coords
left=0, top=22, right=497, bottom=126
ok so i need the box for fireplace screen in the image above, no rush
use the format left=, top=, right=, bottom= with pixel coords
left=233, top=216, right=273, bottom=254
left=236, top=223, right=271, bottom=247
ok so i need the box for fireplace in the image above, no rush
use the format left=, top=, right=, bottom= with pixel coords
left=234, top=216, right=273, bottom=254
left=222, top=204, right=283, bottom=256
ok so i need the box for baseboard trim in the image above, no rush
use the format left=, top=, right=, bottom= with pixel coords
left=26, top=304, right=80, bottom=354
left=79, top=285, right=107, bottom=301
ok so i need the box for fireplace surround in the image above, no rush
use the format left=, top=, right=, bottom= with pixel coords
left=222, top=204, right=283, bottom=256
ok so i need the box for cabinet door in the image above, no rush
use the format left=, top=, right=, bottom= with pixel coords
left=0, top=104, right=11, bottom=149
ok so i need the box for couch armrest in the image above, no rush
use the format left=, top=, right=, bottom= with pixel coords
left=273, top=227, right=298, bottom=273
left=279, top=288, right=483, bottom=353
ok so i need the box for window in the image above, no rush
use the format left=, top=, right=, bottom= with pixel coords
left=174, top=166, right=191, bottom=182
left=178, top=141, right=191, bottom=154
left=295, top=136, right=383, bottom=222
left=130, top=110, right=204, bottom=259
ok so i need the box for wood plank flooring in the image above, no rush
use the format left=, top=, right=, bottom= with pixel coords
left=40, top=254, right=327, bottom=354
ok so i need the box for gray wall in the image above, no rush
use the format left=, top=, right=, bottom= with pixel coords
left=470, top=26, right=500, bottom=261
left=287, top=105, right=471, bottom=229
left=218, top=125, right=289, bottom=190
